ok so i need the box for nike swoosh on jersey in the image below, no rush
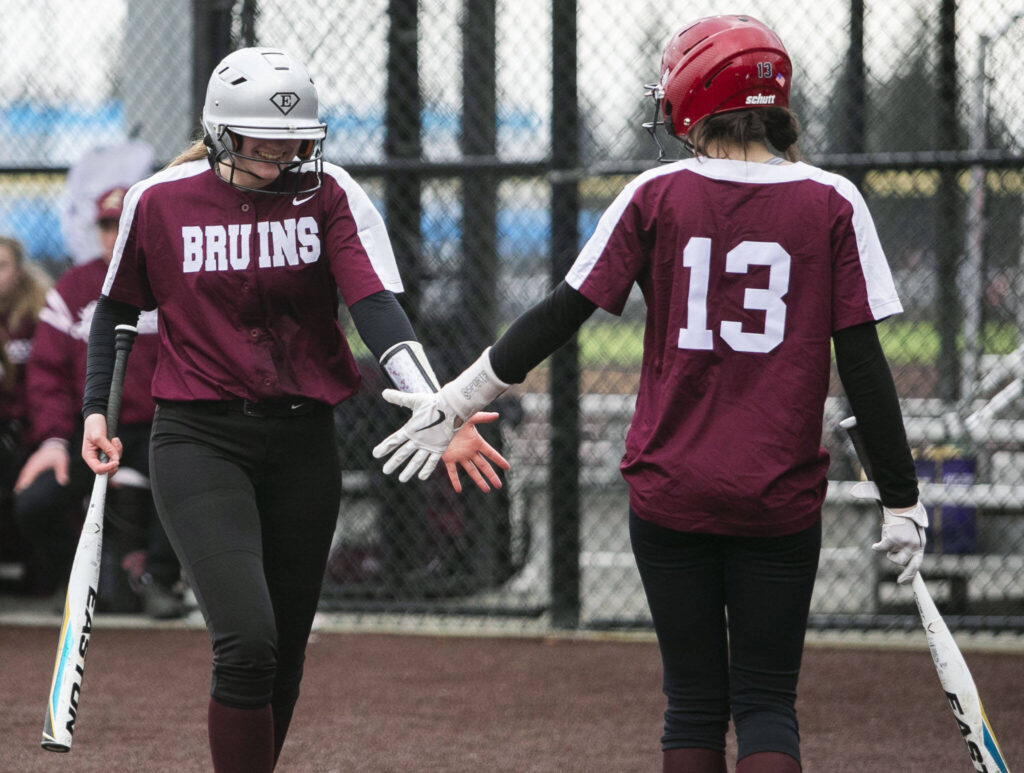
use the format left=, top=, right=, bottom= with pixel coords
left=292, top=193, right=316, bottom=206
left=422, top=410, right=446, bottom=430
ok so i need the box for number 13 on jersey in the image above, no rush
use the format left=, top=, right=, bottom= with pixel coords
left=677, top=237, right=791, bottom=354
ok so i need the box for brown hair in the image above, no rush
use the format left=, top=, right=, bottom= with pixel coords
left=688, top=107, right=803, bottom=162
left=0, top=236, right=51, bottom=332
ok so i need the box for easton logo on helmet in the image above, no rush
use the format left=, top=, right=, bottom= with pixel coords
left=270, top=92, right=300, bottom=115
left=745, top=94, right=776, bottom=105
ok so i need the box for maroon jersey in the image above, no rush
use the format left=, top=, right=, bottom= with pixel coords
left=102, top=160, right=402, bottom=405
left=0, top=311, right=36, bottom=425
left=566, top=158, right=902, bottom=537
left=29, top=258, right=158, bottom=444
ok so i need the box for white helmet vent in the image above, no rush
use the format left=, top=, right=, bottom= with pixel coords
left=260, top=51, right=291, bottom=71
left=216, top=65, right=248, bottom=87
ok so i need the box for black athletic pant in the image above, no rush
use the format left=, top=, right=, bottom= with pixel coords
left=149, top=400, right=341, bottom=722
left=629, top=510, right=821, bottom=764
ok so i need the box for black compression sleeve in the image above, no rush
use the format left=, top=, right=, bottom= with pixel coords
left=833, top=322, right=918, bottom=507
left=82, top=296, right=142, bottom=419
left=489, top=281, right=598, bottom=384
left=348, top=290, right=417, bottom=361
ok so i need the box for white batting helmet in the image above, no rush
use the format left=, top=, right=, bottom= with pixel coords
left=202, top=47, right=328, bottom=193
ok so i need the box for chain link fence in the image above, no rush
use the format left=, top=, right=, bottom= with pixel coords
left=4, top=0, right=1024, bottom=632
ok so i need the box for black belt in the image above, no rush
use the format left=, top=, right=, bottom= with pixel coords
left=160, top=398, right=320, bottom=418
left=230, top=398, right=319, bottom=418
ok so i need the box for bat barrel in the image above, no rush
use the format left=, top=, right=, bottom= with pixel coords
left=841, top=417, right=1012, bottom=773
left=40, top=324, right=136, bottom=752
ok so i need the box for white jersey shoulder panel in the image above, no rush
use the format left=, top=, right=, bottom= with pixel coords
left=102, top=160, right=209, bottom=296
left=322, top=162, right=403, bottom=293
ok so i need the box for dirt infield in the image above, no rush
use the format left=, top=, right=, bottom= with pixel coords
left=2, top=624, right=1022, bottom=772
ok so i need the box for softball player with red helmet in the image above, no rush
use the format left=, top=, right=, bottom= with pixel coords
left=80, top=48, right=506, bottom=772
left=375, top=16, right=925, bottom=772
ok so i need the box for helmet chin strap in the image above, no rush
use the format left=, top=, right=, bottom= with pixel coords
left=208, top=145, right=322, bottom=196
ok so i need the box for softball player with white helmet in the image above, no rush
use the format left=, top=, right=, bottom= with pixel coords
left=375, top=16, right=925, bottom=772
left=81, top=47, right=506, bottom=771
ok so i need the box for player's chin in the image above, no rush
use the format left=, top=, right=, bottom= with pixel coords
left=237, top=164, right=280, bottom=187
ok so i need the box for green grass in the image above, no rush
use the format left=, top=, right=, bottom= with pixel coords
left=345, top=318, right=1019, bottom=370
left=877, top=320, right=1019, bottom=364
left=580, top=321, right=646, bottom=367
left=579, top=319, right=1021, bottom=368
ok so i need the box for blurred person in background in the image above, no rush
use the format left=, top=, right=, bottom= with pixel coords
left=373, top=15, right=925, bottom=773
left=0, top=236, right=50, bottom=587
left=80, top=47, right=505, bottom=772
left=14, top=186, right=184, bottom=619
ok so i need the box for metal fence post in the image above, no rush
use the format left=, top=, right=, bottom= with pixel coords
left=191, top=0, right=235, bottom=133
left=936, top=0, right=962, bottom=404
left=962, top=32, right=988, bottom=430
left=460, top=0, right=516, bottom=594
left=550, top=0, right=581, bottom=629
left=460, top=0, right=498, bottom=355
left=385, top=0, right=424, bottom=325
left=845, top=0, right=866, bottom=191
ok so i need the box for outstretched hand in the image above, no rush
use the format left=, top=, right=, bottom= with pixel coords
left=372, top=389, right=460, bottom=483
left=442, top=412, right=510, bottom=493
left=372, top=389, right=509, bottom=492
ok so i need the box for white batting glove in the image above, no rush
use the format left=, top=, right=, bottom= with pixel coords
left=372, top=348, right=511, bottom=484
left=371, top=390, right=459, bottom=482
left=872, top=502, right=928, bottom=585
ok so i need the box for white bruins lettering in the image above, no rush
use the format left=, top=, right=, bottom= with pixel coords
left=745, top=94, right=776, bottom=105
left=181, top=217, right=319, bottom=273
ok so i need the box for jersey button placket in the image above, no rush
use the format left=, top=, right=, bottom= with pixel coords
left=240, top=197, right=273, bottom=394
left=240, top=197, right=260, bottom=330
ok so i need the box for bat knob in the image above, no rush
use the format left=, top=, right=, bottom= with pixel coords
left=114, top=324, right=139, bottom=353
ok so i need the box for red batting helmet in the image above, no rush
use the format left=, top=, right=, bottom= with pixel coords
left=654, top=15, right=791, bottom=138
